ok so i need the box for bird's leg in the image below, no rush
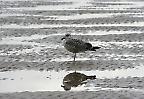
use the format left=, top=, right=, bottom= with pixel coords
left=74, top=53, right=76, bottom=62
left=73, top=53, right=76, bottom=72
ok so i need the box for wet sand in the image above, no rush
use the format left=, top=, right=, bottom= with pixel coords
left=1, top=91, right=144, bottom=99
left=1, top=0, right=144, bottom=98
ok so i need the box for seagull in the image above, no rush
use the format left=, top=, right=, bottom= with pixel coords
left=61, top=34, right=101, bottom=62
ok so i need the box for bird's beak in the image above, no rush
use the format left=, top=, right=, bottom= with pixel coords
left=61, top=37, right=65, bottom=40
left=61, top=85, right=65, bottom=87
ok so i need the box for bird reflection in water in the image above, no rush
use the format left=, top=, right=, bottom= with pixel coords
left=61, top=72, right=96, bottom=91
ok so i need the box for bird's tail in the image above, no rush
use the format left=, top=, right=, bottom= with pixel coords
left=85, top=43, right=101, bottom=51
left=86, top=75, right=96, bottom=80
left=91, top=46, right=101, bottom=51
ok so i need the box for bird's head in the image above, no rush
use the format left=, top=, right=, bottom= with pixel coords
left=61, top=85, right=71, bottom=91
left=61, top=34, right=71, bottom=40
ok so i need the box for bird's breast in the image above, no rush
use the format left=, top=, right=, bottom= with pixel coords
left=64, top=44, right=79, bottom=53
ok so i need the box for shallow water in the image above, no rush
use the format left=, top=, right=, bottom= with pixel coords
left=0, top=65, right=144, bottom=92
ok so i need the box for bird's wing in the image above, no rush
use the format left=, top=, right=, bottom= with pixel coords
left=65, top=38, right=86, bottom=47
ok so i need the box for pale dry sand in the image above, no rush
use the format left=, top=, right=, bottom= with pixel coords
left=1, top=0, right=144, bottom=98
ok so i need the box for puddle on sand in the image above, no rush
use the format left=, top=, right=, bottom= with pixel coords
left=0, top=65, right=144, bottom=93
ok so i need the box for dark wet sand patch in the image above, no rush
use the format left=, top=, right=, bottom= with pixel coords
left=0, top=59, right=143, bottom=72
left=0, top=90, right=144, bottom=99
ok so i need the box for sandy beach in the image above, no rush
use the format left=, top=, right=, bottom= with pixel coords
left=1, top=0, right=144, bottom=98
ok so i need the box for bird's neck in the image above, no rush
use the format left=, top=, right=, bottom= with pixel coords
left=65, top=37, right=72, bottom=41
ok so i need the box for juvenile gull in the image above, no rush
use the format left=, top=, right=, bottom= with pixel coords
left=61, top=34, right=101, bottom=62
